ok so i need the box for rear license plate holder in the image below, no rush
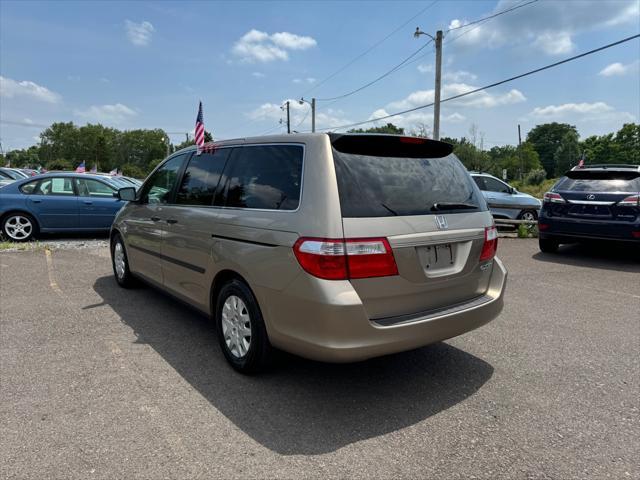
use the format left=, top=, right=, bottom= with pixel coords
left=424, top=243, right=454, bottom=270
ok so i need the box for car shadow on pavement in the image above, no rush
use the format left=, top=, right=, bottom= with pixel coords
left=532, top=241, right=640, bottom=273
left=92, top=276, right=494, bottom=456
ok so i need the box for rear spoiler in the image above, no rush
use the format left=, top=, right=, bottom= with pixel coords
left=329, top=133, right=454, bottom=158
left=564, top=169, right=640, bottom=180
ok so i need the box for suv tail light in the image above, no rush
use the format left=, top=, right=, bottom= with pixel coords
left=293, top=237, right=398, bottom=280
left=543, top=192, right=565, bottom=203
left=479, top=226, right=498, bottom=263
left=618, top=195, right=640, bottom=207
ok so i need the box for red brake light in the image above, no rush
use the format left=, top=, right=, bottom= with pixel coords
left=619, top=195, right=640, bottom=207
left=479, top=226, right=498, bottom=262
left=543, top=192, right=565, bottom=204
left=293, top=237, right=398, bottom=280
left=399, top=136, right=426, bottom=144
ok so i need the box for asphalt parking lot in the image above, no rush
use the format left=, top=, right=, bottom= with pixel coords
left=1, top=239, right=639, bottom=479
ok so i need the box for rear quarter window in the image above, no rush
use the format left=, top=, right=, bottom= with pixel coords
left=217, top=144, right=303, bottom=210
left=19, top=180, right=39, bottom=194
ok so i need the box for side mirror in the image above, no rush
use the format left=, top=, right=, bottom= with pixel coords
left=117, top=187, right=137, bottom=201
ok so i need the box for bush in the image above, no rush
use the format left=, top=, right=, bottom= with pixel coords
left=45, top=159, right=74, bottom=171
left=121, top=164, right=147, bottom=179
left=524, top=169, right=547, bottom=185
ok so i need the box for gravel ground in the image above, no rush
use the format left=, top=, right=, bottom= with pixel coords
left=1, top=239, right=639, bottom=479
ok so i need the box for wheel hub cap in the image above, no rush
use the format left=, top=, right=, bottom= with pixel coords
left=221, top=295, right=251, bottom=358
left=5, top=216, right=32, bottom=240
left=114, top=242, right=126, bottom=279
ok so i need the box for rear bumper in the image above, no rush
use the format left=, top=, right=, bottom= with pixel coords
left=261, top=258, right=507, bottom=363
left=539, top=215, right=640, bottom=243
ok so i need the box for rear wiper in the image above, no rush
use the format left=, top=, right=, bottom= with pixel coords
left=380, top=203, right=398, bottom=216
left=431, top=202, right=478, bottom=211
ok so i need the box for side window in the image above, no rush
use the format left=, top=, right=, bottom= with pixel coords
left=140, top=154, right=188, bottom=205
left=217, top=145, right=303, bottom=210
left=76, top=179, right=116, bottom=197
left=472, top=176, right=486, bottom=191
left=483, top=177, right=511, bottom=193
left=34, top=177, right=75, bottom=196
left=19, top=180, right=40, bottom=194
left=176, top=148, right=231, bottom=205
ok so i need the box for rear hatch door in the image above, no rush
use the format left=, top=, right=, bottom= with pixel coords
left=331, top=134, right=494, bottom=321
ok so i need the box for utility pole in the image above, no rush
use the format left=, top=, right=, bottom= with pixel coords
left=517, top=124, right=523, bottom=179
left=286, top=101, right=291, bottom=134
left=415, top=28, right=443, bottom=140
left=311, top=97, right=316, bottom=133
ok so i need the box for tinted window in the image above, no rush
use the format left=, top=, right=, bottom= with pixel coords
left=35, top=177, right=75, bottom=196
left=483, top=177, right=511, bottom=193
left=472, top=176, right=486, bottom=190
left=176, top=148, right=231, bottom=205
left=218, top=145, right=303, bottom=210
left=333, top=149, right=484, bottom=217
left=76, top=178, right=116, bottom=197
left=140, top=154, right=188, bottom=205
left=556, top=174, right=640, bottom=193
left=19, top=180, right=39, bottom=194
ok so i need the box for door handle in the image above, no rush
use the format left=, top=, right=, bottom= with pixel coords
left=30, top=199, right=42, bottom=203
left=83, top=201, right=93, bottom=205
left=150, top=216, right=161, bottom=222
left=166, top=219, right=178, bottom=224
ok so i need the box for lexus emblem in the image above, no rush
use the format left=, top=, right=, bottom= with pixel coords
left=586, top=194, right=596, bottom=200
left=435, top=215, right=448, bottom=230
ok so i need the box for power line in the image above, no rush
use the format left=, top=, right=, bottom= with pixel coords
left=312, top=34, right=640, bottom=132
left=300, top=0, right=440, bottom=97
left=316, top=39, right=434, bottom=102
left=446, top=0, right=539, bottom=33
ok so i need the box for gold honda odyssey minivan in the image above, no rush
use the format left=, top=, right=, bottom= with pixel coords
left=111, top=133, right=507, bottom=373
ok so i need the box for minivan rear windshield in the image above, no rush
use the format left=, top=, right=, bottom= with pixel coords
left=331, top=135, right=484, bottom=217
left=557, top=172, right=640, bottom=193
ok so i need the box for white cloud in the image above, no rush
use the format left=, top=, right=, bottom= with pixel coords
left=293, top=77, right=316, bottom=84
left=252, top=72, right=265, bottom=78
left=232, top=29, right=317, bottom=63
left=74, top=103, right=137, bottom=124
left=125, top=20, right=154, bottom=47
left=417, top=64, right=433, bottom=74
left=443, top=112, right=466, bottom=123
left=99, top=77, right=110, bottom=83
left=599, top=61, right=640, bottom=77
left=0, top=76, right=61, bottom=103
left=446, top=0, right=639, bottom=56
left=443, top=70, right=477, bottom=82
left=387, top=83, right=526, bottom=110
left=528, top=102, right=636, bottom=123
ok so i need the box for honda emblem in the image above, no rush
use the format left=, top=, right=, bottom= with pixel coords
left=435, top=215, right=448, bottom=230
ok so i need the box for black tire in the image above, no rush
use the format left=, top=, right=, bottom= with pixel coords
left=110, top=233, right=137, bottom=288
left=518, top=209, right=538, bottom=221
left=539, top=237, right=559, bottom=253
left=215, top=279, right=272, bottom=374
left=1, top=212, right=38, bottom=242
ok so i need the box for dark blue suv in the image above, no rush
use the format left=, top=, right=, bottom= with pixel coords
left=538, top=164, right=640, bottom=253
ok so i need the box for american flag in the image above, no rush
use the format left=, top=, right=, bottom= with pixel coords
left=76, top=161, right=86, bottom=173
left=195, top=101, right=205, bottom=152
left=90, top=164, right=97, bottom=173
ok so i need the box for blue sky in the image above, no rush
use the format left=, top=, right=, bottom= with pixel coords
left=1, top=0, right=639, bottom=151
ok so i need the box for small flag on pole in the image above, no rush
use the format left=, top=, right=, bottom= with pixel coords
left=195, top=101, right=205, bottom=153
left=109, top=168, right=117, bottom=175
left=90, top=164, right=97, bottom=173
left=76, top=161, right=86, bottom=173
left=578, top=152, right=585, bottom=168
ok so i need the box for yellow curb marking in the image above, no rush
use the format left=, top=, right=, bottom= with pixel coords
left=44, top=248, right=64, bottom=297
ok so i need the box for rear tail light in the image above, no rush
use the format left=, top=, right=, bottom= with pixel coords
left=618, top=195, right=640, bottom=207
left=543, top=192, right=565, bottom=203
left=293, top=237, right=398, bottom=280
left=479, top=226, right=498, bottom=263
left=632, top=231, right=640, bottom=238
left=538, top=223, right=550, bottom=231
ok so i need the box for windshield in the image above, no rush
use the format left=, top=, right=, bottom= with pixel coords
left=332, top=143, right=485, bottom=217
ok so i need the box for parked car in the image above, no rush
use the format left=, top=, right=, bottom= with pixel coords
left=470, top=173, right=541, bottom=221
left=0, top=172, right=129, bottom=241
left=538, top=164, right=640, bottom=252
left=110, top=134, right=507, bottom=373
left=20, top=168, right=40, bottom=177
left=0, top=167, right=29, bottom=180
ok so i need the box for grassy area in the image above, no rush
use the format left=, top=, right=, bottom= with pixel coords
left=0, top=240, right=42, bottom=252
left=511, top=178, right=559, bottom=199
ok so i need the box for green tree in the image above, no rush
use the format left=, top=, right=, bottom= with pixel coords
left=348, top=123, right=405, bottom=135
left=554, top=130, right=580, bottom=175
left=526, top=123, right=578, bottom=178
left=45, top=159, right=74, bottom=171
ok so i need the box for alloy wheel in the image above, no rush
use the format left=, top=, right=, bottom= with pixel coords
left=4, top=215, right=33, bottom=240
